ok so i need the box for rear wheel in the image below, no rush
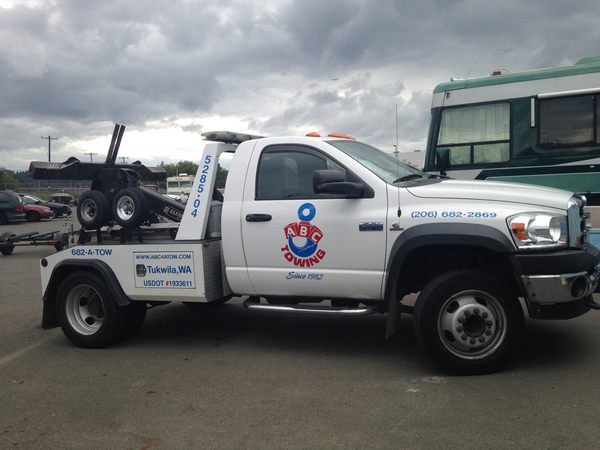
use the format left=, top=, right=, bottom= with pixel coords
left=26, top=211, right=40, bottom=222
left=56, top=271, right=128, bottom=348
left=112, top=188, right=148, bottom=229
left=414, top=270, right=523, bottom=375
left=77, top=190, right=111, bottom=229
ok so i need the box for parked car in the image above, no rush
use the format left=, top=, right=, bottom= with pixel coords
left=0, top=190, right=26, bottom=224
left=18, top=193, right=72, bottom=217
left=23, top=203, right=55, bottom=222
left=50, top=193, right=75, bottom=205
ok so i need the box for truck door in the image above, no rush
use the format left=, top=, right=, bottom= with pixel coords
left=240, top=143, right=388, bottom=300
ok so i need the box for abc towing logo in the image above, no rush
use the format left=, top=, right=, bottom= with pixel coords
left=280, top=202, right=326, bottom=267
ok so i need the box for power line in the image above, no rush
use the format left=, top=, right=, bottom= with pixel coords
left=41, top=135, right=58, bottom=162
left=84, top=152, right=98, bottom=162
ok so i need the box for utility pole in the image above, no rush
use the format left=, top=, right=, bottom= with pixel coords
left=84, top=152, right=98, bottom=162
left=119, top=156, right=129, bottom=164
left=41, top=135, right=58, bottom=162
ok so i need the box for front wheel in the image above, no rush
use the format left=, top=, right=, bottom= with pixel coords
left=56, top=271, right=128, bottom=348
left=414, top=270, right=523, bottom=375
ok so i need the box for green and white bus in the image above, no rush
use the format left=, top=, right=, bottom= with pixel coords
left=424, top=56, right=600, bottom=207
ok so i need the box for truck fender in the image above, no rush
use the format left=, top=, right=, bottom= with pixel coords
left=384, top=223, right=516, bottom=337
left=42, top=259, right=131, bottom=329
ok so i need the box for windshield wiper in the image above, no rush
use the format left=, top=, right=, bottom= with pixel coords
left=393, top=173, right=424, bottom=183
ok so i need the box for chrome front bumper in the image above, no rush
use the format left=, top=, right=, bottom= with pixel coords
left=522, top=270, right=599, bottom=304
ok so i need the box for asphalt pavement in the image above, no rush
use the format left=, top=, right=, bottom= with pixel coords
left=1, top=217, right=600, bottom=448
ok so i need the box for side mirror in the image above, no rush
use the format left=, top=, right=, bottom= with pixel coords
left=436, top=148, right=450, bottom=175
left=313, top=170, right=363, bottom=198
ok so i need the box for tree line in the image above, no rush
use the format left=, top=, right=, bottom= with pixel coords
left=160, top=160, right=228, bottom=188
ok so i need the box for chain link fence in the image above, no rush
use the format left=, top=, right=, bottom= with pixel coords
left=1, top=181, right=167, bottom=197
left=1, top=181, right=92, bottom=196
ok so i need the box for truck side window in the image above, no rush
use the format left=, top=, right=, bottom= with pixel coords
left=256, top=147, right=346, bottom=200
left=437, top=102, right=510, bottom=165
left=539, top=95, right=596, bottom=147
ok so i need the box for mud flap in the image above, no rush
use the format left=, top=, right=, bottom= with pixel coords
left=385, top=299, right=402, bottom=339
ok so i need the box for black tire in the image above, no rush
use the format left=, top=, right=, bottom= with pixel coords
left=26, top=211, right=40, bottom=222
left=51, top=207, right=64, bottom=218
left=112, top=188, right=148, bottom=229
left=122, top=301, right=147, bottom=339
left=0, top=212, right=7, bottom=225
left=77, top=190, right=111, bottom=230
left=56, top=271, right=128, bottom=348
left=54, top=232, right=70, bottom=252
left=0, top=231, right=15, bottom=255
left=414, top=270, right=523, bottom=375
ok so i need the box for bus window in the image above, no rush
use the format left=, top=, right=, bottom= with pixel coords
left=437, top=103, right=510, bottom=165
left=539, top=95, right=595, bottom=146
left=474, top=143, right=509, bottom=163
left=448, top=146, right=470, bottom=165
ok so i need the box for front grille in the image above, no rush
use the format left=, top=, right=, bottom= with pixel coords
left=568, top=197, right=587, bottom=248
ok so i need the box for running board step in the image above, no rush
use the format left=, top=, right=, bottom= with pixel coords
left=243, top=298, right=379, bottom=315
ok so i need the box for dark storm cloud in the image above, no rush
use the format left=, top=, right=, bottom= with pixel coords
left=1, top=0, right=600, bottom=169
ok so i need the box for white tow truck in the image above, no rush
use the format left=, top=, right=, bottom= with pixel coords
left=39, top=131, right=600, bottom=374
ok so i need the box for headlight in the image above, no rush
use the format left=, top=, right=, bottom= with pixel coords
left=507, top=213, right=567, bottom=249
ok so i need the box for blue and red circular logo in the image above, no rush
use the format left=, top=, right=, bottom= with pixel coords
left=280, top=203, right=326, bottom=267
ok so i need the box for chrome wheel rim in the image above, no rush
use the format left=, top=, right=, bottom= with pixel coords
left=116, top=196, right=134, bottom=221
left=437, top=290, right=507, bottom=360
left=65, top=284, right=104, bottom=335
left=80, top=199, right=98, bottom=222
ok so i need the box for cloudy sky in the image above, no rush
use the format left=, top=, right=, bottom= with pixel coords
left=1, top=0, right=599, bottom=170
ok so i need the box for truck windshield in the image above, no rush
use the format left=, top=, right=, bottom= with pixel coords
left=328, top=140, right=426, bottom=184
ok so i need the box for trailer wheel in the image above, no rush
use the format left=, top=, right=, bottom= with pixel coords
left=56, top=271, right=128, bottom=348
left=414, top=270, right=523, bottom=375
left=54, top=232, right=70, bottom=252
left=77, top=190, right=111, bottom=230
left=0, top=232, right=15, bottom=256
left=112, top=188, right=148, bottom=229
